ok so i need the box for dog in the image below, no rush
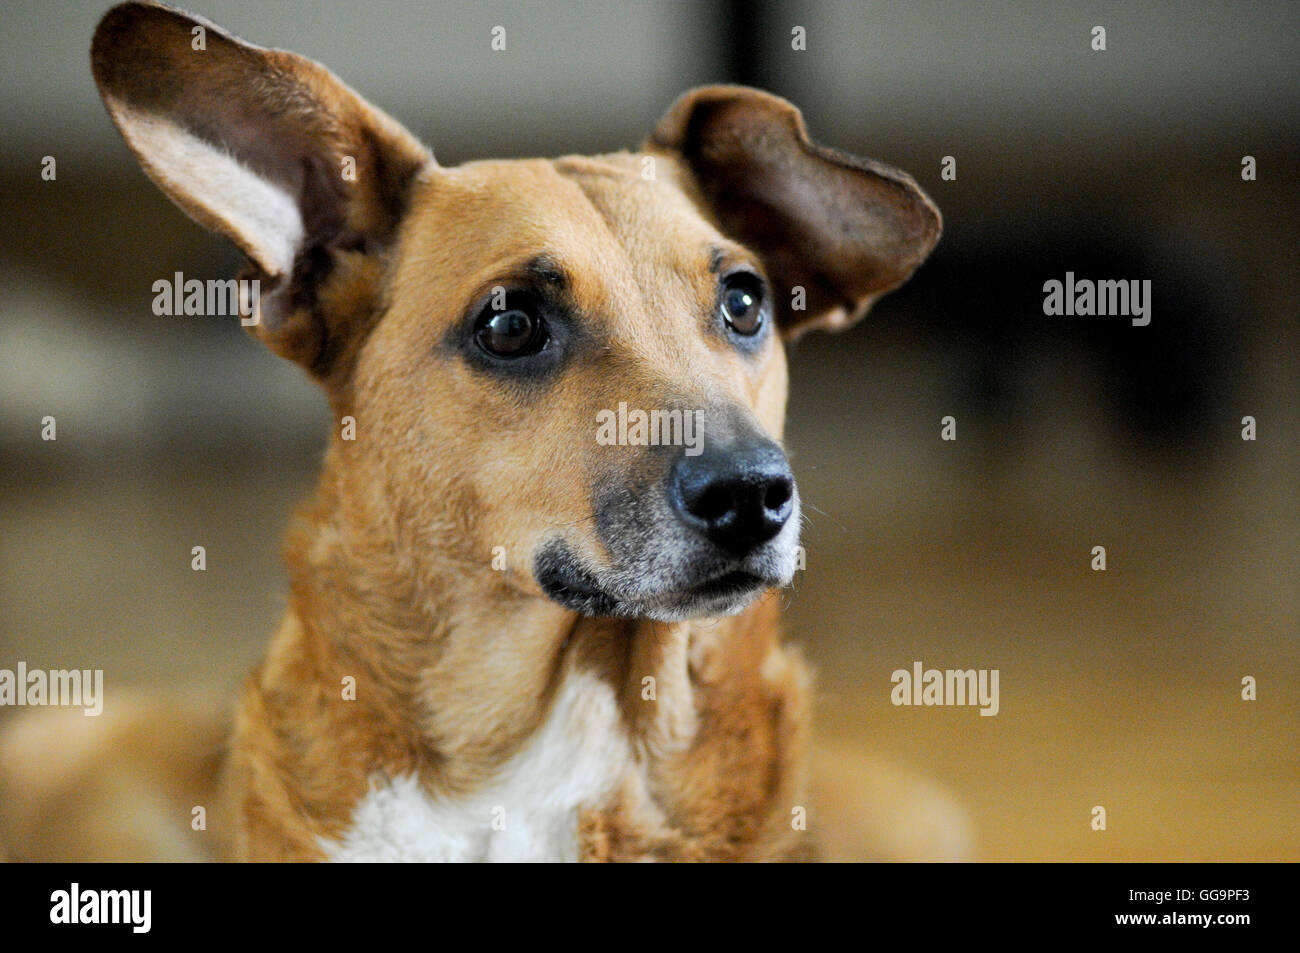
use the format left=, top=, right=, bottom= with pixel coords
left=0, top=1, right=950, bottom=861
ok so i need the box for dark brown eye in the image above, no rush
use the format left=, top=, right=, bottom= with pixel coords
left=720, top=273, right=764, bottom=335
left=475, top=291, right=547, bottom=358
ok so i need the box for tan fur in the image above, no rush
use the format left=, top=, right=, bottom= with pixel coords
left=0, top=695, right=228, bottom=862
left=0, top=3, right=957, bottom=862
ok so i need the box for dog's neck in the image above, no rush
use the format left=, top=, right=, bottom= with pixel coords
left=280, top=456, right=709, bottom=783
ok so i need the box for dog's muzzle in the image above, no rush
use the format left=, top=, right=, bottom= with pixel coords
left=534, top=434, right=800, bottom=621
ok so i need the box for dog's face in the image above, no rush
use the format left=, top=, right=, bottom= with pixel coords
left=366, top=156, right=798, bottom=620
left=92, top=3, right=940, bottom=622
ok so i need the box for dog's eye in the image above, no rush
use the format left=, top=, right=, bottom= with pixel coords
left=474, top=292, right=548, bottom=358
left=720, top=273, right=764, bottom=336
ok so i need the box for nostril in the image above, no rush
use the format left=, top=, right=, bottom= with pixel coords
left=764, top=478, right=792, bottom=512
left=691, top=484, right=735, bottom=522
left=669, top=439, right=794, bottom=552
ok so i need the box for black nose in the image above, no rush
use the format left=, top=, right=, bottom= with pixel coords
left=669, top=440, right=795, bottom=554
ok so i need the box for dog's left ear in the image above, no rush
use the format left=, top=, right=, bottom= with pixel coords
left=649, top=86, right=941, bottom=339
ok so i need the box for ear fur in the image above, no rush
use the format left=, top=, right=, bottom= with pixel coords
left=649, top=85, right=941, bottom=338
left=91, top=1, right=432, bottom=375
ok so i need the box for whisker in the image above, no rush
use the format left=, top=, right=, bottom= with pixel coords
left=800, top=498, right=849, bottom=534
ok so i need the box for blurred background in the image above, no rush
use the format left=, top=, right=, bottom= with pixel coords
left=1, top=0, right=1296, bottom=860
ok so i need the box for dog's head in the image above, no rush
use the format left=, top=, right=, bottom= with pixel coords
left=92, top=2, right=940, bottom=622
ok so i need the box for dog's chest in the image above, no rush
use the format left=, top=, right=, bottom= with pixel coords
left=320, top=672, right=632, bottom=862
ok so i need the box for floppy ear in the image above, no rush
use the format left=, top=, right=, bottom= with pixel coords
left=648, top=86, right=941, bottom=339
left=91, top=1, right=431, bottom=375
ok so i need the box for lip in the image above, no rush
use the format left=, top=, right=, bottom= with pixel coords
left=536, top=565, right=624, bottom=617
left=685, top=569, right=764, bottom=600
left=538, top=562, right=771, bottom=619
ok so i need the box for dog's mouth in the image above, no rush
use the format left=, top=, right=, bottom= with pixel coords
left=534, top=544, right=779, bottom=621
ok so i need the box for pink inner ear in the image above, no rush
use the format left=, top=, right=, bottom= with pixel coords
left=106, top=107, right=306, bottom=278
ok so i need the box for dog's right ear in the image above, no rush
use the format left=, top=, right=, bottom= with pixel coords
left=91, top=2, right=431, bottom=374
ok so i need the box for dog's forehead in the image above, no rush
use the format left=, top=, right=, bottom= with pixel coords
left=547, top=152, right=723, bottom=258
left=401, top=153, right=735, bottom=315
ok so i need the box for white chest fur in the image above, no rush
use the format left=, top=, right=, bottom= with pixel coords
left=321, top=671, right=632, bottom=862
